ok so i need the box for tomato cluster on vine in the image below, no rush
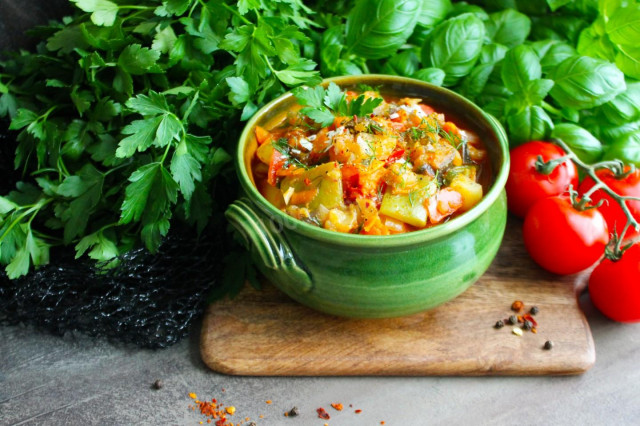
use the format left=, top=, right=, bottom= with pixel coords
left=506, top=140, right=640, bottom=323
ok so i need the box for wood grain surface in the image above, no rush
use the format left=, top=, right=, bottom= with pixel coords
left=200, top=217, right=595, bottom=376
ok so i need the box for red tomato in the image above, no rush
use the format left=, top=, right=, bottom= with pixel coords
left=589, top=244, right=640, bottom=322
left=506, top=141, right=579, bottom=218
left=523, top=196, right=609, bottom=275
left=578, top=167, right=640, bottom=240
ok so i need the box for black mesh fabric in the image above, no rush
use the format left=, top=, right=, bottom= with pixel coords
left=0, top=226, right=223, bottom=349
left=0, top=125, right=226, bottom=349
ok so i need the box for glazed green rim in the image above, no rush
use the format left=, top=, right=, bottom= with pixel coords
left=235, top=75, right=510, bottom=248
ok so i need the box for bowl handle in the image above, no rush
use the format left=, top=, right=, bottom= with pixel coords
left=225, top=198, right=313, bottom=293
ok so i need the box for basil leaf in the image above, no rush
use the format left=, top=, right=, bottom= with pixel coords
left=460, top=63, right=494, bottom=99
left=486, top=9, right=531, bottom=48
left=412, top=67, right=446, bottom=86
left=501, top=45, right=541, bottom=94
left=603, top=133, right=640, bottom=167
left=479, top=43, right=509, bottom=65
left=540, top=42, right=576, bottom=72
left=418, top=0, right=452, bottom=27
left=551, top=123, right=603, bottom=163
left=346, top=0, right=422, bottom=59
left=547, top=0, right=572, bottom=11
left=599, top=0, right=625, bottom=20
left=548, top=55, right=626, bottom=109
left=599, top=81, right=640, bottom=125
left=448, top=3, right=489, bottom=20
left=381, top=50, right=420, bottom=76
left=599, top=120, right=640, bottom=141
left=614, top=45, right=640, bottom=80
left=577, top=19, right=617, bottom=61
left=507, top=105, right=554, bottom=146
left=531, top=15, right=590, bottom=45
left=423, top=13, right=486, bottom=86
left=606, top=4, right=640, bottom=47
left=530, top=39, right=558, bottom=60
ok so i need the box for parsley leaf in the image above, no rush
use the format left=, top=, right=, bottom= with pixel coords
left=71, top=0, right=119, bottom=27
left=118, top=44, right=161, bottom=75
left=293, top=82, right=383, bottom=127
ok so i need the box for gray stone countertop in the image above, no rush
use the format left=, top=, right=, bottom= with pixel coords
left=1, top=293, right=639, bottom=426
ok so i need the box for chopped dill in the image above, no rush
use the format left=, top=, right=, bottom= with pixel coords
left=272, top=138, right=310, bottom=170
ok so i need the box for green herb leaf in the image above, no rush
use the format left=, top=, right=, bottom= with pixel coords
left=551, top=123, right=603, bottom=163
left=548, top=55, right=626, bottom=109
left=346, top=0, right=422, bottom=59
left=501, top=45, right=542, bottom=95
left=120, top=163, right=175, bottom=224
left=170, top=141, right=202, bottom=200
left=423, top=13, right=486, bottom=86
left=116, top=116, right=163, bottom=158
left=126, top=91, right=170, bottom=115
left=413, top=68, right=446, bottom=86
left=71, top=0, right=119, bottom=27
left=75, top=230, right=119, bottom=261
left=606, top=4, right=640, bottom=47
left=507, top=105, right=554, bottom=146
left=118, top=44, right=161, bottom=75
left=486, top=9, right=531, bottom=48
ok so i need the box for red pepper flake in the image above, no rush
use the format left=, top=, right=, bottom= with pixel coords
left=523, top=313, right=538, bottom=327
left=511, top=300, right=524, bottom=312
left=304, top=177, right=312, bottom=186
left=187, top=392, right=240, bottom=426
left=331, top=403, right=344, bottom=411
left=355, top=409, right=362, bottom=414
left=265, top=400, right=272, bottom=405
left=317, top=407, right=331, bottom=420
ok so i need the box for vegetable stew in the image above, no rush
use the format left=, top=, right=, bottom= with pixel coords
left=250, top=86, right=490, bottom=235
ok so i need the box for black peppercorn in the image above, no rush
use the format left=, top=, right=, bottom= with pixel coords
left=544, top=340, right=554, bottom=350
left=494, top=320, right=505, bottom=329
left=152, top=379, right=163, bottom=390
left=287, top=407, right=299, bottom=417
left=508, top=315, right=518, bottom=325
left=522, top=320, right=533, bottom=331
left=530, top=306, right=539, bottom=315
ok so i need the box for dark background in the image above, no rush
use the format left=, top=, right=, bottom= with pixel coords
left=0, top=0, right=70, bottom=52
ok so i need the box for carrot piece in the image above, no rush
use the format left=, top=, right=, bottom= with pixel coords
left=255, top=125, right=271, bottom=145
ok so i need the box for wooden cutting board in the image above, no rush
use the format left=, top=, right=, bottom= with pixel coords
left=200, top=217, right=595, bottom=376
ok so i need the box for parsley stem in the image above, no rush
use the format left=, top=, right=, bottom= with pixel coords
left=118, top=6, right=155, bottom=11
left=104, top=159, right=134, bottom=177
left=0, top=198, right=52, bottom=244
left=182, top=90, right=200, bottom=123
left=160, top=142, right=173, bottom=165
left=218, top=1, right=253, bottom=25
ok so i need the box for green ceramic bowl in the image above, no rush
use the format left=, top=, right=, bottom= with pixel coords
left=226, top=75, right=509, bottom=318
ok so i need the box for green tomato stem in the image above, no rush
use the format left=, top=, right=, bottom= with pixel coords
left=549, top=138, right=640, bottom=259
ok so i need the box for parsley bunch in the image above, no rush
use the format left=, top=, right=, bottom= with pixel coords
left=0, top=0, right=320, bottom=278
